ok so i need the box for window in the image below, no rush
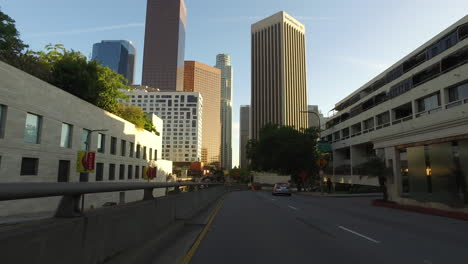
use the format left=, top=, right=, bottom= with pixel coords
left=136, top=144, right=141, bottom=158
left=342, top=128, right=350, bottom=138
left=448, top=82, right=468, bottom=103
left=388, top=78, right=413, bottom=98
left=187, top=95, right=197, bottom=102
left=81, top=129, right=91, bottom=150
left=129, top=142, right=134, bottom=157
left=154, top=149, right=158, bottom=160
left=142, top=166, right=146, bottom=179
left=119, top=164, right=125, bottom=180
left=96, top=163, right=104, bottom=181
left=417, top=92, right=441, bottom=113
left=363, top=118, right=374, bottom=130
left=0, top=104, right=7, bottom=138
left=441, top=46, right=468, bottom=73
left=376, top=112, right=390, bottom=126
left=412, top=63, right=441, bottom=87
left=392, top=103, right=413, bottom=121
left=403, top=51, right=426, bottom=73
left=60, top=123, right=73, bottom=148
left=57, top=160, right=70, bottom=182
left=110, top=137, right=117, bottom=155
left=128, top=165, right=133, bottom=179
left=149, top=148, right=153, bottom=160
left=24, top=113, right=41, bottom=144
left=108, top=164, right=116, bottom=181
left=143, top=146, right=147, bottom=159
left=20, top=157, right=38, bottom=175
left=135, top=165, right=140, bottom=179
left=97, top=133, right=105, bottom=153
left=459, top=23, right=468, bottom=40
left=121, top=140, right=126, bottom=156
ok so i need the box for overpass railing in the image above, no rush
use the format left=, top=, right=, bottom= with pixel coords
left=0, top=182, right=222, bottom=217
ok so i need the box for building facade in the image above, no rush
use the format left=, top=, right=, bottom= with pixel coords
left=239, top=105, right=250, bottom=169
left=215, top=54, right=233, bottom=169
left=92, top=40, right=136, bottom=84
left=121, top=89, right=203, bottom=163
left=251, top=11, right=309, bottom=140
left=0, top=61, right=171, bottom=216
left=142, top=0, right=186, bottom=91
left=322, top=16, right=468, bottom=210
left=308, top=105, right=327, bottom=130
left=184, top=61, right=222, bottom=167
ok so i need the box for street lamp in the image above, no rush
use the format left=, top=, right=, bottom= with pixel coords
left=80, top=128, right=108, bottom=212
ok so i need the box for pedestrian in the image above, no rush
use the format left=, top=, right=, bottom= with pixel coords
left=326, top=177, right=332, bottom=194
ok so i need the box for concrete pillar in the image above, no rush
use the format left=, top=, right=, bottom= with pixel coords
left=411, top=100, right=418, bottom=118
left=384, top=146, right=402, bottom=202
left=440, top=88, right=447, bottom=108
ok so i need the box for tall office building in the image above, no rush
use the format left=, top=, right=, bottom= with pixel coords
left=92, top=40, right=136, bottom=84
left=184, top=61, right=222, bottom=167
left=251, top=11, right=308, bottom=140
left=215, top=54, right=233, bottom=169
left=142, top=0, right=186, bottom=91
left=239, top=105, right=250, bottom=169
left=307, top=105, right=328, bottom=130
left=120, top=88, right=203, bottom=162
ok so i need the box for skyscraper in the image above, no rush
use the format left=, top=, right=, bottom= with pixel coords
left=239, top=105, right=250, bottom=169
left=184, top=61, right=222, bottom=167
left=215, top=54, right=233, bottom=169
left=251, top=11, right=308, bottom=140
left=142, top=0, right=186, bottom=91
left=92, top=40, right=136, bottom=84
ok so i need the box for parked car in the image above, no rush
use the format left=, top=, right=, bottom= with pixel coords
left=272, top=183, right=292, bottom=196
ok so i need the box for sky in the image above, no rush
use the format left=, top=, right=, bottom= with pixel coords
left=2, top=0, right=468, bottom=167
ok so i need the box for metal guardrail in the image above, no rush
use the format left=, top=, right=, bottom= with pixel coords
left=0, top=182, right=222, bottom=218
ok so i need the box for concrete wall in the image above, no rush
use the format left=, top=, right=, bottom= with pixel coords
left=0, top=186, right=226, bottom=264
left=253, top=172, right=291, bottom=185
left=0, top=61, right=172, bottom=216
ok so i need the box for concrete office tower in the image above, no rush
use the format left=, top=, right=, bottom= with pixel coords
left=251, top=11, right=308, bottom=140
left=184, top=61, right=222, bottom=167
left=142, top=0, right=186, bottom=91
left=239, top=105, right=250, bottom=169
left=121, top=89, right=203, bottom=163
left=215, top=54, right=233, bottom=169
left=92, top=40, right=136, bottom=84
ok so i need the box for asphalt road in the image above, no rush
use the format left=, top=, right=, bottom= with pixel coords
left=190, top=191, right=468, bottom=264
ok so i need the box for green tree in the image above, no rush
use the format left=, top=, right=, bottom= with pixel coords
left=229, top=168, right=251, bottom=184
left=0, top=8, right=28, bottom=65
left=247, top=124, right=320, bottom=187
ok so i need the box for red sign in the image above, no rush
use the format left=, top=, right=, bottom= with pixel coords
left=299, top=171, right=308, bottom=180
left=85, top=152, right=95, bottom=170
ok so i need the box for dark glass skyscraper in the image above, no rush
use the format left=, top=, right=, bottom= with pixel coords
left=92, top=40, right=136, bottom=84
left=142, top=0, right=186, bottom=91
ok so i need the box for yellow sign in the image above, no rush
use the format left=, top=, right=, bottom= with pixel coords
left=76, top=151, right=96, bottom=173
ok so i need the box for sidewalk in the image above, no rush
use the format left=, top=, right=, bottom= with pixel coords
left=296, top=192, right=382, bottom=198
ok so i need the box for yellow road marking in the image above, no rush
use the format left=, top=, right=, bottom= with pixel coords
left=180, top=198, right=225, bottom=264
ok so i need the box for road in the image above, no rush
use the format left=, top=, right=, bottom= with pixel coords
left=190, top=191, right=468, bottom=264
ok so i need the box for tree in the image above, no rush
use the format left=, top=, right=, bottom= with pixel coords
left=359, top=157, right=392, bottom=201
left=228, top=168, right=250, bottom=184
left=0, top=8, right=28, bottom=65
left=247, top=124, right=320, bottom=188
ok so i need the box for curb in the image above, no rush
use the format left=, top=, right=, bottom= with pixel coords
left=372, top=199, right=468, bottom=221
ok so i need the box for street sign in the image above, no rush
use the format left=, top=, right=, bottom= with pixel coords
left=317, top=142, right=332, bottom=153
left=76, top=151, right=96, bottom=173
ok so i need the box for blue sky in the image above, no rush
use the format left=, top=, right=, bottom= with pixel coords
left=2, top=0, right=468, bottom=166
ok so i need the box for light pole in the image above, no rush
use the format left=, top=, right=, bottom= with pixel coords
left=80, top=129, right=108, bottom=212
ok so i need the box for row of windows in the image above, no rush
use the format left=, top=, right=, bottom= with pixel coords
left=14, top=156, right=153, bottom=182
left=327, top=44, right=468, bottom=128
left=0, top=105, right=158, bottom=161
left=334, top=22, right=468, bottom=112
left=324, top=81, right=468, bottom=142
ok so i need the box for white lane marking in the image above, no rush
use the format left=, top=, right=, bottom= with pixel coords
left=271, top=199, right=276, bottom=201
left=288, top=205, right=298, bottom=210
left=338, top=225, right=381, bottom=244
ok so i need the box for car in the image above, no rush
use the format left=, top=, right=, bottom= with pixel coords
left=272, top=183, right=292, bottom=196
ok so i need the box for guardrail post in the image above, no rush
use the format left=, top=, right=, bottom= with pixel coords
left=55, top=194, right=83, bottom=218
left=143, top=188, right=154, bottom=200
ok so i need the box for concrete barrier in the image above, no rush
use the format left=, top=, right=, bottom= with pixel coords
left=0, top=186, right=225, bottom=264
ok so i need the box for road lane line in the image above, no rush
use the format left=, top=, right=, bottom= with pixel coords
left=288, top=205, right=298, bottom=210
left=180, top=198, right=225, bottom=264
left=338, top=225, right=381, bottom=244
left=271, top=198, right=276, bottom=201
